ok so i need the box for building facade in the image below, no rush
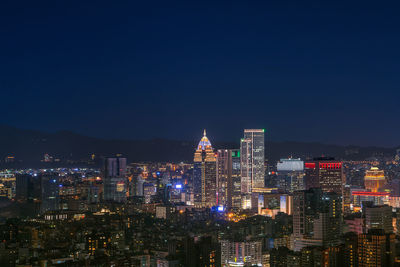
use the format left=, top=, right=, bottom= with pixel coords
left=220, top=239, right=262, bottom=266
left=364, top=167, right=386, bottom=193
left=293, top=188, right=342, bottom=251
left=216, top=149, right=241, bottom=209
left=193, top=130, right=217, bottom=207
left=304, top=157, right=343, bottom=195
left=240, top=129, right=265, bottom=206
left=103, top=157, right=127, bottom=203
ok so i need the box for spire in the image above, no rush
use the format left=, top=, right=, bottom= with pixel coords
left=196, top=129, right=212, bottom=150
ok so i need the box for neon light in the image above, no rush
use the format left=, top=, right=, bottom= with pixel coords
left=319, top=162, right=342, bottom=169
left=305, top=163, right=316, bottom=169
left=352, top=191, right=389, bottom=196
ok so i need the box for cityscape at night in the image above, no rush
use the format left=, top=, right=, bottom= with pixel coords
left=2, top=1, right=400, bottom=267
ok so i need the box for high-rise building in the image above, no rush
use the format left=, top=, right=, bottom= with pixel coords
left=276, top=158, right=305, bottom=192
left=16, top=173, right=58, bottom=215
left=216, top=149, right=241, bottom=209
left=304, top=157, right=343, bottom=195
left=220, top=239, right=262, bottom=266
left=364, top=167, right=386, bottom=192
left=240, top=129, right=265, bottom=194
left=193, top=130, right=217, bottom=207
left=293, top=188, right=342, bottom=251
left=184, top=236, right=220, bottom=267
left=40, top=173, right=60, bottom=213
left=358, top=230, right=395, bottom=267
left=16, top=174, right=32, bottom=202
left=343, top=232, right=358, bottom=267
left=364, top=203, right=393, bottom=233
left=103, top=157, right=127, bottom=203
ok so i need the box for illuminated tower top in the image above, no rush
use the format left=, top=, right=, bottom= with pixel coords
left=197, top=129, right=213, bottom=151
left=364, top=167, right=386, bottom=192
left=365, top=167, right=385, bottom=179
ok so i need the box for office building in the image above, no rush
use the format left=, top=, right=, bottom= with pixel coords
left=364, top=204, right=393, bottom=233
left=16, top=174, right=32, bottom=202
left=193, top=130, right=217, bottom=207
left=220, top=239, right=262, bottom=267
left=358, top=230, right=395, bottom=267
left=342, top=232, right=358, bottom=267
left=304, top=157, right=343, bottom=195
left=103, top=157, right=127, bottom=203
left=276, top=158, right=305, bottom=192
left=40, top=173, right=60, bottom=213
left=240, top=129, right=265, bottom=210
left=216, top=149, right=241, bottom=209
left=293, top=188, right=342, bottom=251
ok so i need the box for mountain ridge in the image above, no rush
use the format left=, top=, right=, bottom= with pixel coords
left=0, top=125, right=396, bottom=167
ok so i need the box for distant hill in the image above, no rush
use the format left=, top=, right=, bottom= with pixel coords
left=0, top=125, right=396, bottom=168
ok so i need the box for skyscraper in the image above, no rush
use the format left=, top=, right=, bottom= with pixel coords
left=364, top=203, right=393, bottom=233
left=293, top=188, right=342, bottom=251
left=276, top=158, right=305, bottom=192
left=216, top=149, right=241, bottom=209
left=40, top=173, right=60, bottom=213
left=240, top=129, right=265, bottom=194
left=304, top=157, right=343, bottom=195
left=364, top=167, right=386, bottom=193
left=358, top=230, right=395, bottom=267
left=103, top=157, right=127, bottom=203
left=193, top=130, right=217, bottom=207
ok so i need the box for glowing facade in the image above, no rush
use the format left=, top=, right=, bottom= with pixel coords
left=364, top=167, right=386, bottom=192
left=240, top=129, right=265, bottom=194
left=193, top=130, right=217, bottom=207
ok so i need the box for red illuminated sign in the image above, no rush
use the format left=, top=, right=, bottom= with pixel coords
left=352, top=191, right=389, bottom=197
left=319, top=163, right=342, bottom=169
left=305, top=163, right=316, bottom=169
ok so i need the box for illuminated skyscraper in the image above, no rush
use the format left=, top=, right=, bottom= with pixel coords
left=216, top=149, right=241, bottom=209
left=193, top=130, right=217, bottom=207
left=358, top=230, right=395, bottom=267
left=103, top=157, right=127, bottom=203
left=364, top=167, right=386, bottom=192
left=304, top=157, right=343, bottom=195
left=240, top=129, right=265, bottom=194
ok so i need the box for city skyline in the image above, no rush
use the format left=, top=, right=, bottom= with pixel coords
left=3, top=1, right=400, bottom=266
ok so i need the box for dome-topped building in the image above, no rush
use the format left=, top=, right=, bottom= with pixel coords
left=197, top=129, right=212, bottom=150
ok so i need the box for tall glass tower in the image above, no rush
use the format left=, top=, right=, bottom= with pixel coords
left=193, top=130, right=217, bottom=207
left=240, top=129, right=265, bottom=194
left=103, top=157, right=127, bottom=203
left=216, top=149, right=241, bottom=209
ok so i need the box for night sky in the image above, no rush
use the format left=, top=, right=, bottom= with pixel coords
left=1, top=1, right=400, bottom=146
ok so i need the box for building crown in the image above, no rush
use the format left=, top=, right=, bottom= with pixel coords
left=197, top=129, right=212, bottom=150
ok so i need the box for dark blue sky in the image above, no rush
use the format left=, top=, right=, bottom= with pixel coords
left=1, top=1, right=399, bottom=146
